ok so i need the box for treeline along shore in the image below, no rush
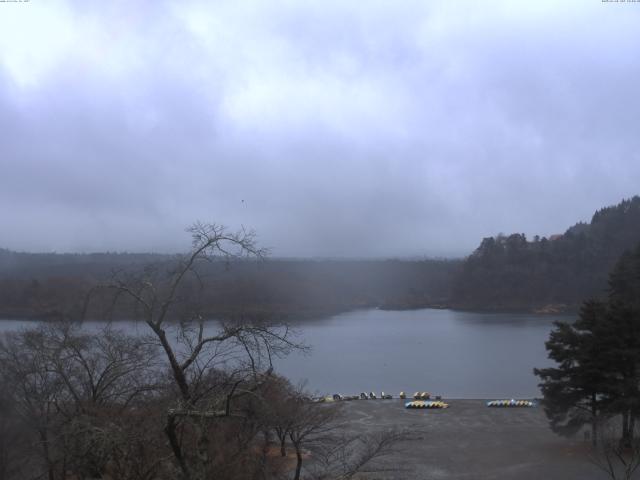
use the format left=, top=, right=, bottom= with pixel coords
left=0, top=252, right=459, bottom=320
left=1, top=195, right=640, bottom=320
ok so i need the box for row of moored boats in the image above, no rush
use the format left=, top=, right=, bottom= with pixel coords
left=486, top=399, right=535, bottom=408
left=319, top=391, right=439, bottom=402
left=320, top=392, right=394, bottom=402
left=317, top=392, right=536, bottom=409
left=406, top=399, right=536, bottom=409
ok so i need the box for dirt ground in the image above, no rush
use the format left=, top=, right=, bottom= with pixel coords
left=334, top=399, right=607, bottom=480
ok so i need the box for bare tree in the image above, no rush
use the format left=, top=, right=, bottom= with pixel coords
left=93, top=223, right=304, bottom=480
left=283, top=393, right=412, bottom=480
left=0, top=322, right=161, bottom=480
left=0, top=373, right=28, bottom=480
left=1, top=223, right=413, bottom=480
left=0, top=325, right=73, bottom=480
left=287, top=399, right=343, bottom=480
left=589, top=416, right=640, bottom=480
left=308, top=429, right=413, bottom=480
left=255, top=375, right=299, bottom=458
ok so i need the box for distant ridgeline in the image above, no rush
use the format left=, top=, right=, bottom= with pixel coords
left=0, top=248, right=458, bottom=320
left=452, top=196, right=640, bottom=313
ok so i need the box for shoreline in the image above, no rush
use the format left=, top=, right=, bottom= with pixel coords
left=335, top=399, right=599, bottom=479
left=0, top=302, right=580, bottom=323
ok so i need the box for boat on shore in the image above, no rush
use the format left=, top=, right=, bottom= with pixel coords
left=405, top=400, right=449, bottom=409
left=487, top=399, right=535, bottom=408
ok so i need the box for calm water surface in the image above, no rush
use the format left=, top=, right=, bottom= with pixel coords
left=276, top=308, right=570, bottom=398
left=0, top=309, right=572, bottom=398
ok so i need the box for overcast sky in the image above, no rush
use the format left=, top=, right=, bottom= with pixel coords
left=1, top=0, right=639, bottom=257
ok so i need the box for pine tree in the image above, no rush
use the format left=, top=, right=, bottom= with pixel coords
left=535, top=242, right=640, bottom=446
left=534, top=300, right=610, bottom=445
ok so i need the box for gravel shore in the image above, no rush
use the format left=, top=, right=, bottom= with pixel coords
left=335, top=399, right=603, bottom=479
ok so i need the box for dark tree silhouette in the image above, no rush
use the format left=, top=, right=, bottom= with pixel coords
left=455, top=196, right=640, bottom=312
left=536, top=241, right=640, bottom=450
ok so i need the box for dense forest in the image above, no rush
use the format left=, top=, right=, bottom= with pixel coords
left=0, top=249, right=458, bottom=320
left=452, top=196, right=640, bottom=312
left=2, top=196, right=640, bottom=320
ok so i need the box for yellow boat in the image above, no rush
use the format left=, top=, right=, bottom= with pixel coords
left=405, top=400, right=448, bottom=409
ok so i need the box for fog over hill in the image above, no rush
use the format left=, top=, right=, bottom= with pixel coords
left=1, top=1, right=640, bottom=257
left=0, top=196, right=638, bottom=319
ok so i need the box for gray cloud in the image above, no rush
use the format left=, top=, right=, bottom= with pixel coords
left=1, top=0, right=639, bottom=257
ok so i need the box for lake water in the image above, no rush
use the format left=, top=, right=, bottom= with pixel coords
left=276, top=308, right=569, bottom=398
left=0, top=308, right=571, bottom=399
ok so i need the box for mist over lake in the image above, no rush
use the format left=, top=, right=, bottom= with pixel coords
left=1, top=308, right=566, bottom=399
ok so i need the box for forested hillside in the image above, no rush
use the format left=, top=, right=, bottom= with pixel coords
left=0, top=249, right=458, bottom=320
left=452, top=196, right=640, bottom=312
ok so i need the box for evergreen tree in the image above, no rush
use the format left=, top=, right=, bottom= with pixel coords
left=605, top=244, right=640, bottom=446
left=454, top=196, right=640, bottom=311
left=534, top=300, right=610, bottom=445
left=535, top=242, right=640, bottom=446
